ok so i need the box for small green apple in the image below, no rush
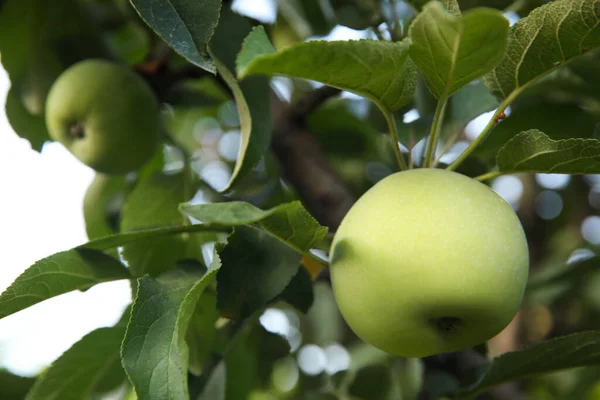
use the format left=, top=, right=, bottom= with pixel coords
left=83, top=173, right=127, bottom=240
left=45, top=59, right=160, bottom=174
left=330, top=168, right=529, bottom=357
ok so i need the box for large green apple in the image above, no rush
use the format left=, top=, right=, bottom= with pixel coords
left=330, top=168, right=529, bottom=357
left=45, top=59, right=160, bottom=174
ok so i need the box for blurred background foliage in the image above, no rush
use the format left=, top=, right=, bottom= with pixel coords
left=1, top=0, right=600, bottom=399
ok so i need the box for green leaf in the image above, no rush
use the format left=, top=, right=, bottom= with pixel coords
left=217, top=226, right=301, bottom=318
left=81, top=224, right=227, bottom=253
left=526, top=257, right=600, bottom=306
left=187, top=292, right=219, bottom=375
left=461, top=331, right=600, bottom=397
left=406, top=0, right=460, bottom=13
left=105, top=21, right=151, bottom=65
left=120, top=172, right=193, bottom=277
left=25, top=325, right=127, bottom=400
left=408, top=2, right=509, bottom=99
left=197, top=363, right=226, bottom=400
left=83, top=174, right=127, bottom=241
left=212, top=324, right=289, bottom=400
left=0, top=249, right=129, bottom=319
left=496, top=130, right=600, bottom=174
left=449, top=81, right=499, bottom=123
left=129, top=0, right=221, bottom=73
left=527, top=257, right=600, bottom=292
left=179, top=200, right=329, bottom=253
left=236, top=26, right=276, bottom=74
left=484, top=0, right=600, bottom=100
left=306, top=99, right=379, bottom=157
left=166, top=76, right=230, bottom=108
left=476, top=103, right=599, bottom=160
left=279, top=266, right=314, bottom=314
left=238, top=33, right=417, bottom=112
left=349, top=365, right=394, bottom=400
left=208, top=7, right=272, bottom=191
left=121, top=266, right=219, bottom=400
left=4, top=87, right=49, bottom=151
left=0, top=224, right=224, bottom=319
left=333, top=0, right=381, bottom=31
left=0, top=370, right=35, bottom=400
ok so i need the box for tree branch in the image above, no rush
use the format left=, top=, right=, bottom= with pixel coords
left=270, top=90, right=354, bottom=231
left=291, top=86, right=341, bottom=119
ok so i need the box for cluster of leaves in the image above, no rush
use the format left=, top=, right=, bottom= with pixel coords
left=2, top=0, right=600, bottom=399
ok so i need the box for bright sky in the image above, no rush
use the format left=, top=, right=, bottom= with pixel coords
left=0, top=67, right=131, bottom=376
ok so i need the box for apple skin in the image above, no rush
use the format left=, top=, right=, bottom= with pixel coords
left=45, top=60, right=160, bottom=174
left=330, top=168, right=529, bottom=358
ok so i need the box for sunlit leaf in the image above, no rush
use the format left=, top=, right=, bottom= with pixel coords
left=484, top=0, right=600, bottom=99
left=179, top=200, right=328, bottom=253
left=496, top=130, right=600, bottom=174
left=476, top=103, right=599, bottom=160
left=238, top=27, right=417, bottom=112
left=0, top=249, right=129, bottom=319
left=208, top=8, right=271, bottom=191
left=121, top=267, right=219, bottom=400
left=26, top=325, right=127, bottom=400
left=408, top=2, right=509, bottom=99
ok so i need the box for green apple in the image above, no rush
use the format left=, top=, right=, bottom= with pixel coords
left=45, top=59, right=160, bottom=174
left=83, top=173, right=127, bottom=240
left=330, top=168, right=529, bottom=357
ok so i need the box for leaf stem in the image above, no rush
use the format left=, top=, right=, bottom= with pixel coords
left=372, top=26, right=386, bottom=41
left=432, top=122, right=464, bottom=168
left=504, top=0, right=527, bottom=13
left=380, top=104, right=408, bottom=171
left=182, top=157, right=194, bottom=226
left=424, top=98, right=448, bottom=167
left=82, top=224, right=231, bottom=252
left=474, top=170, right=503, bottom=182
left=247, top=225, right=330, bottom=269
left=447, top=90, right=519, bottom=171
left=389, top=0, right=404, bottom=41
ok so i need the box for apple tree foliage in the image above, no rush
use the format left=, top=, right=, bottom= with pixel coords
left=1, top=0, right=600, bottom=399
